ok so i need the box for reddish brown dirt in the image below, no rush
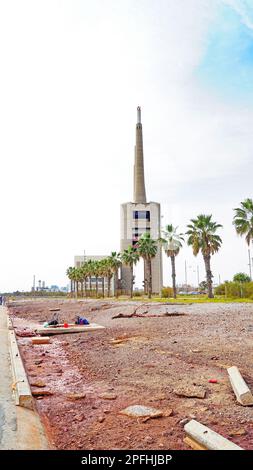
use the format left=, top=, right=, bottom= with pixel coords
left=7, top=299, right=253, bottom=450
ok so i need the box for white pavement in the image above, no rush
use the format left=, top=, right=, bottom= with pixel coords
left=0, top=306, right=48, bottom=449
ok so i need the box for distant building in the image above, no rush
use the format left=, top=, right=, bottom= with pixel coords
left=50, top=285, right=60, bottom=292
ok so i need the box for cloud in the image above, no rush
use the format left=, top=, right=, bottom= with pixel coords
left=222, top=0, right=253, bottom=30
left=195, top=1, right=253, bottom=100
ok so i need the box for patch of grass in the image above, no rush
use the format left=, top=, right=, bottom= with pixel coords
left=115, top=295, right=253, bottom=303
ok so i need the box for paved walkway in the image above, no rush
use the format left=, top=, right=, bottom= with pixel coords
left=0, top=307, right=48, bottom=449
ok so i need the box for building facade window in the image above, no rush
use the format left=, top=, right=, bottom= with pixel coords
left=133, top=210, right=150, bottom=221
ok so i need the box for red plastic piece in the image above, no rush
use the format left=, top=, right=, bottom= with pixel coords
left=63, top=323, right=69, bottom=328
left=208, top=379, right=218, bottom=383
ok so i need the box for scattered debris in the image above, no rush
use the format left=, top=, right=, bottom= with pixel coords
left=16, top=329, right=36, bottom=337
left=98, top=416, right=105, bottom=423
left=66, top=393, right=86, bottom=400
left=174, top=385, right=206, bottom=399
left=208, top=379, right=218, bottom=384
left=32, top=336, right=50, bottom=345
left=184, top=419, right=243, bottom=450
left=163, top=311, right=186, bottom=317
left=229, top=429, right=247, bottom=437
left=163, top=408, right=173, bottom=417
left=112, top=304, right=186, bottom=319
left=120, top=405, right=163, bottom=419
left=32, top=390, right=53, bottom=396
left=99, top=393, right=117, bottom=400
left=30, top=381, right=46, bottom=388
left=227, top=366, right=253, bottom=406
left=179, top=418, right=189, bottom=425
left=110, top=339, right=127, bottom=345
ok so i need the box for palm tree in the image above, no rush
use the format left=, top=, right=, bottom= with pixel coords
left=72, top=267, right=82, bottom=298
left=66, top=267, right=75, bottom=296
left=233, top=198, right=253, bottom=247
left=186, top=214, right=222, bottom=299
left=108, top=252, right=122, bottom=297
left=121, top=246, right=140, bottom=298
left=93, top=261, right=100, bottom=298
left=160, top=224, right=184, bottom=299
left=80, top=262, right=88, bottom=297
left=86, top=259, right=94, bottom=297
left=99, top=259, right=107, bottom=298
left=137, top=232, right=158, bottom=299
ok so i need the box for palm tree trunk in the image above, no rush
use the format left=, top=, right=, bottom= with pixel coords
left=89, top=277, right=92, bottom=297
left=143, top=259, right=148, bottom=295
left=102, top=278, right=105, bottom=298
left=96, top=277, right=98, bottom=298
left=81, top=281, right=84, bottom=298
left=84, top=278, right=87, bottom=297
left=107, top=276, right=111, bottom=297
left=114, top=270, right=118, bottom=298
left=171, top=255, right=177, bottom=299
left=76, top=281, right=79, bottom=298
left=204, top=254, right=213, bottom=298
left=147, top=259, right=152, bottom=299
left=130, top=263, right=133, bottom=298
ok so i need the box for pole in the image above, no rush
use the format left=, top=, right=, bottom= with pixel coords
left=219, top=274, right=221, bottom=285
left=197, top=266, right=199, bottom=286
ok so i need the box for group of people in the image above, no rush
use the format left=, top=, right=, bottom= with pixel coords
left=0, top=296, right=5, bottom=305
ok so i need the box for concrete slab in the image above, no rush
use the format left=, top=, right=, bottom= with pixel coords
left=36, top=322, right=105, bottom=335
left=184, top=419, right=243, bottom=450
left=8, top=329, right=33, bottom=409
left=227, top=366, right=253, bottom=406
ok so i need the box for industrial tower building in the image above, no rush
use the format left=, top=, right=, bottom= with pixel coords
left=120, top=107, right=163, bottom=294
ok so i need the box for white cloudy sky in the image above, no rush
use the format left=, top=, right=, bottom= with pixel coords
left=0, top=0, right=253, bottom=291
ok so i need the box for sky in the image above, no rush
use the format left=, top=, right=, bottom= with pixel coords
left=0, top=0, right=253, bottom=291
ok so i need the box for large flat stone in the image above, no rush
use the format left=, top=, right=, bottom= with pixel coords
left=174, top=385, right=206, bottom=399
left=120, top=405, right=163, bottom=418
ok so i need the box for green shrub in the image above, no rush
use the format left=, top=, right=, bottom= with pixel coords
left=161, top=287, right=174, bottom=298
left=215, top=281, right=253, bottom=298
left=133, top=290, right=144, bottom=297
left=214, top=283, right=225, bottom=295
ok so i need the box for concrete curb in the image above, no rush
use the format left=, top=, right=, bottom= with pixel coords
left=8, top=325, right=33, bottom=410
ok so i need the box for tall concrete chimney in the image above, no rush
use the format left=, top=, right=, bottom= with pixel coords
left=133, top=106, right=147, bottom=203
